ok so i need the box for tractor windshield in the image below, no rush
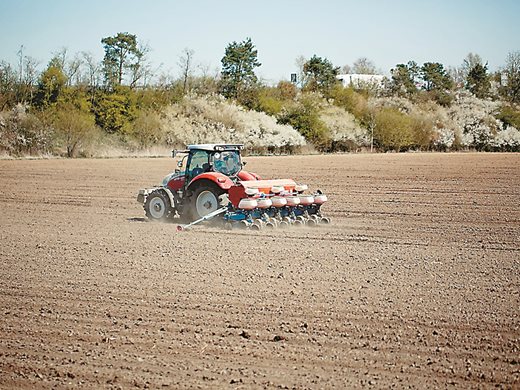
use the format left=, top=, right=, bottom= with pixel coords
left=213, top=150, right=241, bottom=176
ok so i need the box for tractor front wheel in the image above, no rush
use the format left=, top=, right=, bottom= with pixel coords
left=189, top=183, right=225, bottom=222
left=144, top=190, right=172, bottom=221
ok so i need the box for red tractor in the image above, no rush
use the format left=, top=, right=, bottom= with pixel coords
left=137, top=144, right=329, bottom=229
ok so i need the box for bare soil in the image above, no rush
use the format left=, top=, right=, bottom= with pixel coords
left=0, top=153, right=518, bottom=389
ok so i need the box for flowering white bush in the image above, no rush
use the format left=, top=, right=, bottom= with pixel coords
left=492, top=126, right=520, bottom=151
left=445, top=92, right=501, bottom=149
left=369, top=91, right=518, bottom=151
left=433, top=127, right=456, bottom=149
left=0, top=104, right=54, bottom=156
left=370, top=96, right=416, bottom=114
left=161, top=95, right=306, bottom=152
left=319, top=105, right=368, bottom=146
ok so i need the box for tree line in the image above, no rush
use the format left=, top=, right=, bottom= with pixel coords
left=0, top=32, right=519, bottom=156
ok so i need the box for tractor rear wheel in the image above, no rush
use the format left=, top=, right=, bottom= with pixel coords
left=188, top=183, right=225, bottom=221
left=144, top=190, right=172, bottom=221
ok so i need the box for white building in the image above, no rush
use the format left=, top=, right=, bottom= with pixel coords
left=337, top=74, right=385, bottom=88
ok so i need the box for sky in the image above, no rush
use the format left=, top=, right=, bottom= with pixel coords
left=0, top=0, right=519, bottom=84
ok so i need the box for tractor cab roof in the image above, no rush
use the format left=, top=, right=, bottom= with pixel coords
left=172, top=144, right=243, bottom=158
left=187, top=144, right=243, bottom=152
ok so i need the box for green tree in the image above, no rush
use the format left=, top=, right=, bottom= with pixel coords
left=220, top=38, right=261, bottom=103
left=421, top=62, right=453, bottom=105
left=34, top=57, right=68, bottom=108
left=461, top=53, right=483, bottom=78
left=94, top=86, right=138, bottom=134
left=421, top=62, right=453, bottom=91
left=101, top=32, right=143, bottom=88
left=389, top=61, right=419, bottom=97
left=302, top=55, right=340, bottom=95
left=449, top=53, right=484, bottom=86
left=501, top=51, right=520, bottom=104
left=466, top=63, right=491, bottom=98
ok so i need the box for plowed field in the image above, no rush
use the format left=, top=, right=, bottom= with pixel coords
left=0, top=153, right=518, bottom=389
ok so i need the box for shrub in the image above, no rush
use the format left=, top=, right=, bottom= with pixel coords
left=256, top=89, right=284, bottom=116
left=446, top=92, right=501, bottom=150
left=94, top=87, right=138, bottom=135
left=51, top=104, right=100, bottom=157
left=329, top=85, right=368, bottom=119
left=129, top=110, right=163, bottom=148
left=492, top=126, right=520, bottom=151
left=370, top=96, right=415, bottom=114
left=254, top=82, right=298, bottom=117
left=433, top=127, right=456, bottom=150
left=277, top=81, right=297, bottom=100
left=496, top=105, right=520, bottom=130
left=319, top=105, right=368, bottom=151
left=409, top=114, right=435, bottom=150
left=0, top=105, right=54, bottom=156
left=135, top=86, right=184, bottom=111
left=373, top=107, right=415, bottom=151
left=161, top=95, right=306, bottom=153
left=278, top=93, right=330, bottom=150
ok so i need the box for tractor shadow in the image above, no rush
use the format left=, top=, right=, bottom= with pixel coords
left=127, top=217, right=147, bottom=223
left=127, top=217, right=185, bottom=224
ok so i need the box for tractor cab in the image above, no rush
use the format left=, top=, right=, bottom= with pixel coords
left=175, top=144, right=244, bottom=184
